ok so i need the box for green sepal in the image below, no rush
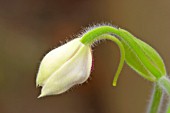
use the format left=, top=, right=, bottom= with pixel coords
left=117, top=28, right=166, bottom=81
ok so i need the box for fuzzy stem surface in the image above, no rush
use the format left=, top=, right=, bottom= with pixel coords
left=158, top=76, right=170, bottom=113
left=147, top=84, right=163, bottom=113
left=81, top=31, right=125, bottom=86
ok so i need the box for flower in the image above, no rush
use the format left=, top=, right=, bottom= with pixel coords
left=36, top=38, right=92, bottom=98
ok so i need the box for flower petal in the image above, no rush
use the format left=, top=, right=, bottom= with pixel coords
left=36, top=38, right=82, bottom=86
left=39, top=45, right=92, bottom=97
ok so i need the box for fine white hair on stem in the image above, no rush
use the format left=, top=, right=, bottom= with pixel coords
left=91, top=38, right=106, bottom=47
left=77, top=23, right=118, bottom=40
left=57, top=23, right=118, bottom=48
left=147, top=84, right=164, bottom=113
left=56, top=34, right=79, bottom=48
left=162, top=92, right=169, bottom=113
left=55, top=23, right=118, bottom=50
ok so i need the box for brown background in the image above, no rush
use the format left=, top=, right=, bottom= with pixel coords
left=0, top=0, right=170, bottom=113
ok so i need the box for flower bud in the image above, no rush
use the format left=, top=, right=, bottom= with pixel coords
left=36, top=38, right=92, bottom=97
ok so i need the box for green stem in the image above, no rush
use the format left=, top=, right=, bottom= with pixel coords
left=81, top=26, right=120, bottom=45
left=147, top=84, right=163, bottom=113
left=81, top=32, right=125, bottom=86
left=158, top=76, right=170, bottom=113
left=97, top=34, right=125, bottom=86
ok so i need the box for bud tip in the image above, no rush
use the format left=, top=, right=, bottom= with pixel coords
left=38, top=93, right=45, bottom=98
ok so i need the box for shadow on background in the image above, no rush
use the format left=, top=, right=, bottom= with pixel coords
left=0, top=0, right=170, bottom=113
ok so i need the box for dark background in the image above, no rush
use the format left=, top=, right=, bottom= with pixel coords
left=0, top=0, right=170, bottom=113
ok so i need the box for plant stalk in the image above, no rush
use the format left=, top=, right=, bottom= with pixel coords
left=147, top=84, right=163, bottom=113
left=81, top=34, right=125, bottom=86
left=158, top=76, right=170, bottom=113
left=97, top=34, right=125, bottom=86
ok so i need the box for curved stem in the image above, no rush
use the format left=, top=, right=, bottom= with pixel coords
left=147, top=84, right=163, bottom=113
left=81, top=26, right=120, bottom=45
left=81, top=32, right=125, bottom=86
left=98, top=34, right=125, bottom=86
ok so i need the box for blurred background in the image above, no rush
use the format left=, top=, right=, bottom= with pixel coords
left=0, top=0, right=170, bottom=113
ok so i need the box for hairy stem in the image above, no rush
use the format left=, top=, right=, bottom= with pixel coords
left=81, top=32, right=125, bottom=86
left=158, top=76, right=170, bottom=113
left=147, top=84, right=163, bottom=113
left=98, top=34, right=125, bottom=86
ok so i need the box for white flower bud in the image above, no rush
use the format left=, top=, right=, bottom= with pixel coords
left=36, top=38, right=92, bottom=97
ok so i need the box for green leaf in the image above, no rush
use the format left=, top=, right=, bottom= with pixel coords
left=117, top=28, right=166, bottom=81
